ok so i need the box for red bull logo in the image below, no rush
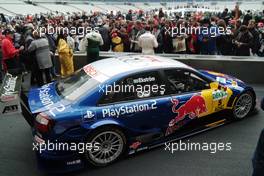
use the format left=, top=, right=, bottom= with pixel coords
left=130, top=141, right=142, bottom=150
left=166, top=95, right=207, bottom=136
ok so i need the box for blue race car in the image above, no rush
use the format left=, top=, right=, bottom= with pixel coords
left=21, top=55, right=256, bottom=172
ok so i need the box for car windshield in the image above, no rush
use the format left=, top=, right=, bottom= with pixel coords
left=56, top=69, right=100, bottom=101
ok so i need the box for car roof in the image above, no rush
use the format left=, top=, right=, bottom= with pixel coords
left=89, top=55, right=194, bottom=79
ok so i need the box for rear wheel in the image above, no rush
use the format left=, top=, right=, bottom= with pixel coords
left=232, top=92, right=254, bottom=119
left=84, top=127, right=126, bottom=167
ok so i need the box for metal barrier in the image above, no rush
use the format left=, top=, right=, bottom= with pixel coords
left=55, top=52, right=264, bottom=84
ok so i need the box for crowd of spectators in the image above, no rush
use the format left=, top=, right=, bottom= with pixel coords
left=0, top=5, right=264, bottom=85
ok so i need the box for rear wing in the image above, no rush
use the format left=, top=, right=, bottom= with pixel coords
left=0, top=73, right=34, bottom=126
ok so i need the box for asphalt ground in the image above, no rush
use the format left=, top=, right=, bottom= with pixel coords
left=0, top=85, right=264, bottom=176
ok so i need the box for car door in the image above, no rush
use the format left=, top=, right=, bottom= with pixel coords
left=162, top=68, right=215, bottom=136
left=97, top=70, right=172, bottom=142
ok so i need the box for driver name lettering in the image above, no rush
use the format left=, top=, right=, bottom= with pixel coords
left=132, top=77, right=156, bottom=84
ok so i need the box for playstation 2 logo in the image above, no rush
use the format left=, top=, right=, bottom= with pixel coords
left=84, top=110, right=95, bottom=120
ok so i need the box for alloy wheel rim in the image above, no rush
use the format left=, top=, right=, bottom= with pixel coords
left=88, top=131, right=124, bottom=165
left=234, top=93, right=252, bottom=119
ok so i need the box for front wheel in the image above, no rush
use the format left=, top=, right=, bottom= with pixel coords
left=232, top=92, right=254, bottom=119
left=84, top=127, right=126, bottom=167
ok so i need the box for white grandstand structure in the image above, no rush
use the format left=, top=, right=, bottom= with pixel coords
left=0, top=0, right=263, bottom=16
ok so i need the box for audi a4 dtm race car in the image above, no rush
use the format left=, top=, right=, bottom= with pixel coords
left=16, top=55, right=255, bottom=172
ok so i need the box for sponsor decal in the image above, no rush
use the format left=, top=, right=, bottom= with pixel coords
left=166, top=119, right=188, bottom=135
left=2, top=74, right=18, bottom=96
left=39, top=83, right=54, bottom=108
left=0, top=74, right=20, bottom=103
left=143, top=55, right=162, bottom=62
left=212, top=90, right=228, bottom=101
left=83, top=110, right=95, bottom=120
left=102, top=101, right=157, bottom=118
left=38, top=83, right=65, bottom=116
left=83, top=64, right=108, bottom=83
left=1, top=95, right=16, bottom=102
left=67, top=160, right=81, bottom=166
left=120, top=56, right=161, bottom=66
left=130, top=141, right=142, bottom=150
left=166, top=95, right=207, bottom=136
left=216, top=77, right=226, bottom=84
left=83, top=64, right=97, bottom=76
left=231, top=81, right=238, bottom=87
left=2, top=105, right=18, bottom=114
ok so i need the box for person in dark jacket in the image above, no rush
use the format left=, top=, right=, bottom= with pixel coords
left=198, top=18, right=218, bottom=55
left=158, top=8, right=165, bottom=19
left=126, top=10, right=133, bottom=21
left=248, top=20, right=261, bottom=56
left=231, top=5, right=242, bottom=20
left=24, top=29, right=39, bottom=85
left=233, top=25, right=253, bottom=56
left=45, top=30, right=58, bottom=78
left=216, top=19, right=233, bottom=55
left=161, top=20, right=173, bottom=53
left=252, top=98, right=264, bottom=176
left=220, top=8, right=229, bottom=20
left=243, top=10, right=253, bottom=26
left=119, top=27, right=130, bottom=52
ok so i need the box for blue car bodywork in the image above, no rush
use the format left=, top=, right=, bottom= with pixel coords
left=21, top=55, right=255, bottom=172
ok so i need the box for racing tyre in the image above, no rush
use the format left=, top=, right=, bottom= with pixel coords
left=232, top=91, right=254, bottom=120
left=84, top=126, right=126, bottom=167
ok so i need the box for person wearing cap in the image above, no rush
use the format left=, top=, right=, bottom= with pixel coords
left=1, top=29, right=24, bottom=74
left=252, top=98, right=264, bottom=176
left=138, top=25, right=158, bottom=55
